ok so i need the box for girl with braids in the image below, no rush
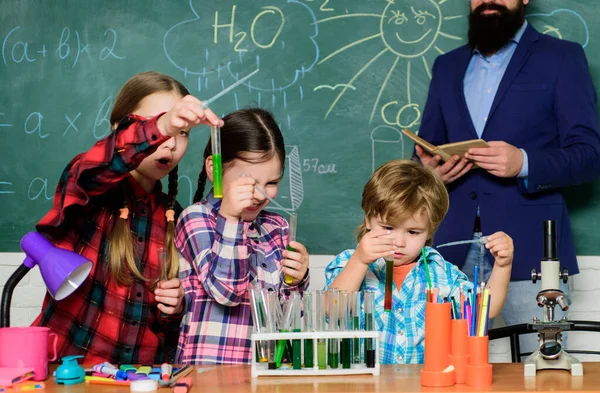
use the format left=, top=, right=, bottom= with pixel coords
left=175, top=108, right=310, bottom=364
left=32, top=71, right=223, bottom=364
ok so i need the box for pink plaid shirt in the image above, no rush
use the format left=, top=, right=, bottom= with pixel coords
left=175, top=192, right=309, bottom=364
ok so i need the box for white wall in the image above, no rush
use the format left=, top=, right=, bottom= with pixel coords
left=2, top=253, right=599, bottom=362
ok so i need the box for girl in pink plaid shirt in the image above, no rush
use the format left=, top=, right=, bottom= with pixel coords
left=175, top=108, right=310, bottom=364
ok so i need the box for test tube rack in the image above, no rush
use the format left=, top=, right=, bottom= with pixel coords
left=251, top=330, right=380, bottom=377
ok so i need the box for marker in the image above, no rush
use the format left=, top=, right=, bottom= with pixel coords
left=84, top=376, right=114, bottom=382
left=173, top=377, right=193, bottom=393
left=85, top=379, right=130, bottom=386
left=10, top=383, right=45, bottom=391
left=202, top=69, right=259, bottom=109
left=160, top=363, right=172, bottom=381
left=210, top=126, right=223, bottom=198
left=120, top=364, right=136, bottom=373
left=136, top=365, right=152, bottom=375
left=285, top=213, right=298, bottom=284
left=472, top=265, right=479, bottom=336
left=91, top=363, right=127, bottom=380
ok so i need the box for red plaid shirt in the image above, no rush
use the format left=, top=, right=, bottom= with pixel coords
left=32, top=115, right=182, bottom=364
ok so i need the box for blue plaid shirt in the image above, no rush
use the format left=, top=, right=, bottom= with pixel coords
left=324, top=246, right=473, bottom=364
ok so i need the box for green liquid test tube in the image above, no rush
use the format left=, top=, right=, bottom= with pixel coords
left=340, top=291, right=351, bottom=369
left=285, top=213, right=297, bottom=285
left=328, top=288, right=339, bottom=369
left=315, top=290, right=327, bottom=370
left=210, top=126, right=223, bottom=198
left=303, top=291, right=314, bottom=368
left=351, top=291, right=361, bottom=365
left=291, top=292, right=302, bottom=370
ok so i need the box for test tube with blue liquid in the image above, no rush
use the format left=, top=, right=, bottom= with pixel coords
left=210, top=126, right=223, bottom=198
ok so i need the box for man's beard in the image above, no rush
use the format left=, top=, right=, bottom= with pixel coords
left=468, top=1, right=525, bottom=56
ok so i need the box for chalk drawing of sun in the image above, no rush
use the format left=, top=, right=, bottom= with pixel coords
left=315, top=0, right=467, bottom=128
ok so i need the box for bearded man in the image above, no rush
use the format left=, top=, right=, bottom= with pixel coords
left=416, top=0, right=600, bottom=356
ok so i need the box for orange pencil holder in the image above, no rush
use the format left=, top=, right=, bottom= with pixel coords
left=449, top=319, right=469, bottom=384
left=420, top=302, right=455, bottom=387
left=466, top=335, right=493, bottom=387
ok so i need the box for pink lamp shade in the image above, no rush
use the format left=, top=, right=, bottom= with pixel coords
left=21, top=232, right=92, bottom=300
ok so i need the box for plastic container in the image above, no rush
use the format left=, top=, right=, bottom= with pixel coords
left=420, top=302, right=455, bottom=387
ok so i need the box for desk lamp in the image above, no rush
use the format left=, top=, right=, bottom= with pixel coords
left=0, top=232, right=92, bottom=327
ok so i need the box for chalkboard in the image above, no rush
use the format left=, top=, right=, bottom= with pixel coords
left=1, top=0, right=599, bottom=254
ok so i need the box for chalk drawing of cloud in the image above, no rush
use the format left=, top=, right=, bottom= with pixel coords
left=163, top=0, right=319, bottom=92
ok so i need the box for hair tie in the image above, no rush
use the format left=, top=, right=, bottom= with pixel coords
left=165, top=209, right=175, bottom=222
left=119, top=207, right=129, bottom=220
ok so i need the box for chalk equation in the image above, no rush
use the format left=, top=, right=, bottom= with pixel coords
left=0, top=96, right=116, bottom=140
left=2, top=26, right=125, bottom=68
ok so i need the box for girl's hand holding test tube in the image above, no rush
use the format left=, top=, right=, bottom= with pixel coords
left=156, top=95, right=223, bottom=137
left=282, top=239, right=309, bottom=286
left=155, top=278, right=185, bottom=315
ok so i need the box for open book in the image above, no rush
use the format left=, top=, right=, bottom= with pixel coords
left=402, top=129, right=489, bottom=164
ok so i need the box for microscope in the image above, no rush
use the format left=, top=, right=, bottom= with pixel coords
left=525, top=220, right=583, bottom=377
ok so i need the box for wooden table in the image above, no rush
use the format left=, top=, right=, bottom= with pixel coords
left=43, top=363, right=600, bottom=393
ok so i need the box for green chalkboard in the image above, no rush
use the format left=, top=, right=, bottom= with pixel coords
left=1, top=0, right=599, bottom=254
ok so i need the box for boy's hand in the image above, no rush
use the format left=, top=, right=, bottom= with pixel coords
left=354, top=229, right=395, bottom=265
left=155, top=278, right=185, bottom=315
left=486, top=231, right=514, bottom=268
left=282, top=241, right=309, bottom=286
left=158, top=95, right=224, bottom=137
left=219, top=176, right=257, bottom=221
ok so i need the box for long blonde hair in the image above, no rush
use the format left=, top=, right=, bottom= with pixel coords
left=108, top=71, right=189, bottom=286
left=356, top=160, right=449, bottom=246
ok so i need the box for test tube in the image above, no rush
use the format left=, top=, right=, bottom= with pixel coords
left=303, top=291, right=314, bottom=368
left=291, top=292, right=302, bottom=370
left=151, top=247, right=168, bottom=289
left=384, top=254, right=393, bottom=312
left=262, top=290, right=278, bottom=369
left=285, top=213, right=298, bottom=285
left=351, top=291, right=362, bottom=365
left=339, top=291, right=351, bottom=369
left=315, top=290, right=327, bottom=370
left=249, top=287, right=268, bottom=364
left=275, top=296, right=294, bottom=368
left=210, top=126, right=223, bottom=198
left=328, top=288, right=339, bottom=369
left=364, top=290, right=376, bottom=368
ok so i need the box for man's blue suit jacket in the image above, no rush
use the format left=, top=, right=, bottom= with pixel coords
left=418, top=24, right=600, bottom=280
